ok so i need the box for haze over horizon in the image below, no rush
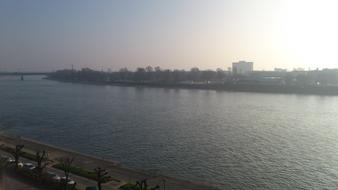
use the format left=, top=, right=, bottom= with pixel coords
left=1, top=0, right=338, bottom=72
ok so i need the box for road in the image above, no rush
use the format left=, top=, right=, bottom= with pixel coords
left=0, top=174, right=46, bottom=190
left=0, top=135, right=219, bottom=190
left=0, top=150, right=118, bottom=190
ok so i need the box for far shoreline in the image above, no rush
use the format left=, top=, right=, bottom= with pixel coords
left=45, top=77, right=338, bottom=96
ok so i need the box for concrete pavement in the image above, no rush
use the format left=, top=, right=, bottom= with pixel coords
left=0, top=134, right=220, bottom=190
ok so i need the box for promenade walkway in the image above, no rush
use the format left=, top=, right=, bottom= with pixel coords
left=0, top=135, right=219, bottom=190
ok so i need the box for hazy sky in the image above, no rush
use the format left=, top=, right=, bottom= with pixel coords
left=1, top=0, right=338, bottom=72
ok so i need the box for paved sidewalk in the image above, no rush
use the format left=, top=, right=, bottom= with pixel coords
left=0, top=174, right=46, bottom=190
left=0, top=134, right=219, bottom=190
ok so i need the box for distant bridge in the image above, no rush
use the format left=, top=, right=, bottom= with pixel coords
left=0, top=72, right=50, bottom=76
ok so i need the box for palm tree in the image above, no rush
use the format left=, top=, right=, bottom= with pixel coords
left=94, top=167, right=108, bottom=190
left=35, top=150, right=50, bottom=179
left=135, top=179, right=160, bottom=190
left=57, top=157, right=74, bottom=190
left=10, top=145, right=24, bottom=170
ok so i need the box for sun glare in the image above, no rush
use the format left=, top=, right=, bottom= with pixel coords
left=281, top=0, right=338, bottom=69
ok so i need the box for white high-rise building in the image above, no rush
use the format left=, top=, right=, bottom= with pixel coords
left=232, top=61, right=253, bottom=75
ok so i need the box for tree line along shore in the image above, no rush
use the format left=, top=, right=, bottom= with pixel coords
left=46, top=67, right=338, bottom=96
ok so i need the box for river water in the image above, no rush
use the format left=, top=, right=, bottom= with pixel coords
left=1, top=75, right=338, bottom=189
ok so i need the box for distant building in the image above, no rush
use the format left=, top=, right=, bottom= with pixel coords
left=293, top=68, right=305, bottom=72
left=274, top=68, right=287, bottom=72
left=232, top=61, right=253, bottom=75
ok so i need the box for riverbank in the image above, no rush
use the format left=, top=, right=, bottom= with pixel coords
left=46, top=77, right=338, bottom=96
left=0, top=134, right=220, bottom=190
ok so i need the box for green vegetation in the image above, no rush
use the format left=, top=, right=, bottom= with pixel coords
left=49, top=67, right=338, bottom=86
left=36, top=150, right=50, bottom=179
left=0, top=145, right=37, bottom=161
left=119, top=183, right=136, bottom=190
left=56, top=157, right=75, bottom=190
left=0, top=155, right=71, bottom=190
left=94, top=167, right=109, bottom=190
left=53, top=163, right=116, bottom=183
left=119, top=179, right=159, bottom=190
left=21, top=150, right=37, bottom=161
left=48, top=67, right=228, bottom=84
left=0, top=145, right=118, bottom=184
